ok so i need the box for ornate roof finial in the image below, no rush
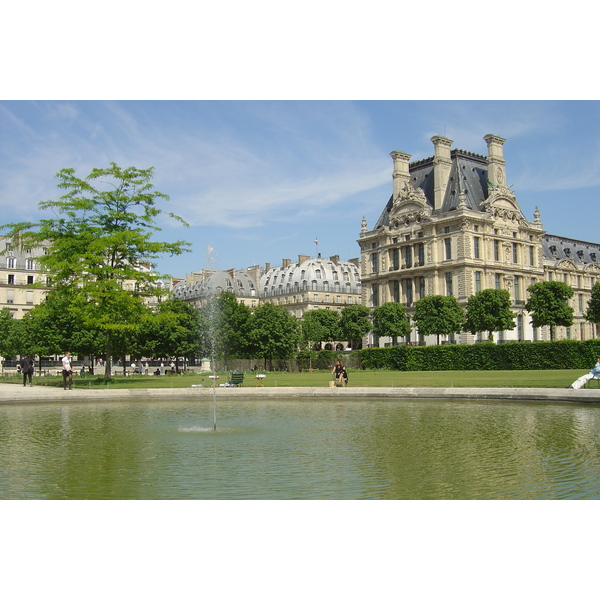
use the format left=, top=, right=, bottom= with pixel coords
left=533, top=206, right=541, bottom=224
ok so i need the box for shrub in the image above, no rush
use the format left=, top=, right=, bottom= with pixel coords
left=358, top=340, right=600, bottom=371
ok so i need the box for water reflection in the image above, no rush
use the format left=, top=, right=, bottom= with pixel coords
left=1, top=399, right=600, bottom=499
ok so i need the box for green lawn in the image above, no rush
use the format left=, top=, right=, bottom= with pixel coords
left=5, top=368, right=587, bottom=389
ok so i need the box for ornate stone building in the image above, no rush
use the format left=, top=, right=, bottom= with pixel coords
left=0, top=236, right=50, bottom=318
left=171, top=266, right=261, bottom=309
left=259, top=254, right=361, bottom=318
left=359, top=134, right=600, bottom=346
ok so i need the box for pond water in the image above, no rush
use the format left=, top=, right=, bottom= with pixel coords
left=2, top=398, right=600, bottom=499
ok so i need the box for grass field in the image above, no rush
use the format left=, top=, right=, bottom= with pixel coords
left=4, top=368, right=590, bottom=390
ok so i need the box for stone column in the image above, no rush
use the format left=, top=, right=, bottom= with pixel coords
left=484, top=133, right=507, bottom=188
left=431, top=136, right=453, bottom=210
left=390, top=151, right=412, bottom=201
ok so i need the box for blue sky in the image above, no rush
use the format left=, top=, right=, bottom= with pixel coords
left=1, top=100, right=599, bottom=279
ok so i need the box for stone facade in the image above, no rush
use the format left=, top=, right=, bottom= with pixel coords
left=0, top=236, right=50, bottom=318
left=259, top=254, right=361, bottom=319
left=359, top=134, right=600, bottom=346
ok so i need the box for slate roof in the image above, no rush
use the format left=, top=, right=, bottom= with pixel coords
left=542, top=234, right=600, bottom=264
left=375, top=149, right=490, bottom=229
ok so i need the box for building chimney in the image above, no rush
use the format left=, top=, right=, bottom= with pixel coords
left=265, top=262, right=271, bottom=272
left=390, top=151, right=412, bottom=200
left=431, top=135, right=453, bottom=210
left=329, top=255, right=340, bottom=265
left=484, top=134, right=507, bottom=188
left=298, top=254, right=310, bottom=264
left=282, top=258, right=291, bottom=268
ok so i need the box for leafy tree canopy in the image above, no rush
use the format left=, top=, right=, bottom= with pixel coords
left=2, top=164, right=190, bottom=378
left=524, top=281, right=574, bottom=341
left=135, top=297, right=203, bottom=363
left=202, top=291, right=253, bottom=364
left=585, top=282, right=600, bottom=326
left=413, top=295, right=464, bottom=344
left=372, top=302, right=411, bottom=342
left=248, top=302, right=300, bottom=368
left=463, top=288, right=517, bottom=341
left=301, top=309, right=340, bottom=350
left=338, top=304, right=371, bottom=349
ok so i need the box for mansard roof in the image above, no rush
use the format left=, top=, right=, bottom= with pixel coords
left=172, top=269, right=258, bottom=301
left=259, top=256, right=360, bottom=291
left=542, top=234, right=600, bottom=265
left=375, top=149, right=489, bottom=228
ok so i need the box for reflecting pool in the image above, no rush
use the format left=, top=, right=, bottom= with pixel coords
left=2, top=398, right=600, bottom=499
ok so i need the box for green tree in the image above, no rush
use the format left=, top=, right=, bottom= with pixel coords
left=524, top=281, right=574, bottom=341
left=463, top=288, right=517, bottom=341
left=24, top=288, right=104, bottom=358
left=338, top=304, right=371, bottom=350
left=413, top=295, right=464, bottom=344
left=372, top=302, right=411, bottom=345
left=136, top=297, right=203, bottom=369
left=0, top=308, right=16, bottom=359
left=248, top=302, right=300, bottom=369
left=585, top=282, right=600, bottom=338
left=301, top=308, right=340, bottom=350
left=3, top=163, right=190, bottom=379
left=202, top=291, right=253, bottom=366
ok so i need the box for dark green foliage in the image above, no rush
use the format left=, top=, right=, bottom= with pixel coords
left=338, top=304, right=371, bottom=348
left=315, top=349, right=337, bottom=370
left=463, top=288, right=517, bottom=341
left=0, top=308, right=16, bottom=357
left=372, top=302, right=411, bottom=343
left=296, top=349, right=316, bottom=371
left=135, top=297, right=202, bottom=362
left=248, top=302, right=300, bottom=368
left=301, top=309, right=340, bottom=350
left=202, top=291, right=252, bottom=362
left=359, top=340, right=600, bottom=371
left=585, top=282, right=600, bottom=329
left=412, top=295, right=464, bottom=344
left=525, top=281, right=574, bottom=341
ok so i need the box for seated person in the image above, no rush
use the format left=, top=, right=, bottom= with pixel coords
left=567, top=355, right=600, bottom=389
left=331, top=359, right=348, bottom=387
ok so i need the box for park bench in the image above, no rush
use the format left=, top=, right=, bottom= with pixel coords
left=584, top=375, right=600, bottom=389
left=228, top=372, right=244, bottom=387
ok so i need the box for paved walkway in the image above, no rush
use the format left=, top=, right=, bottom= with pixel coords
left=0, top=382, right=599, bottom=404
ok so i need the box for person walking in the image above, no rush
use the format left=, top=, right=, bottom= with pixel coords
left=20, top=355, right=34, bottom=387
left=62, top=351, right=73, bottom=390
left=567, top=355, right=600, bottom=389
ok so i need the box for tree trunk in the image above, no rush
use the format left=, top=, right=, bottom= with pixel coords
left=104, top=331, right=112, bottom=380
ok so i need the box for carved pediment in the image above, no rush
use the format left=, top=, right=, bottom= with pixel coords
left=480, top=189, right=526, bottom=223
left=584, top=263, right=600, bottom=273
left=389, top=181, right=432, bottom=227
left=556, top=259, right=578, bottom=271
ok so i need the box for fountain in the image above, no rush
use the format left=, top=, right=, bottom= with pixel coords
left=204, top=243, right=218, bottom=431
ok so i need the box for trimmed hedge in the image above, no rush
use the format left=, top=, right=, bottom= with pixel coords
left=358, top=340, right=600, bottom=371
